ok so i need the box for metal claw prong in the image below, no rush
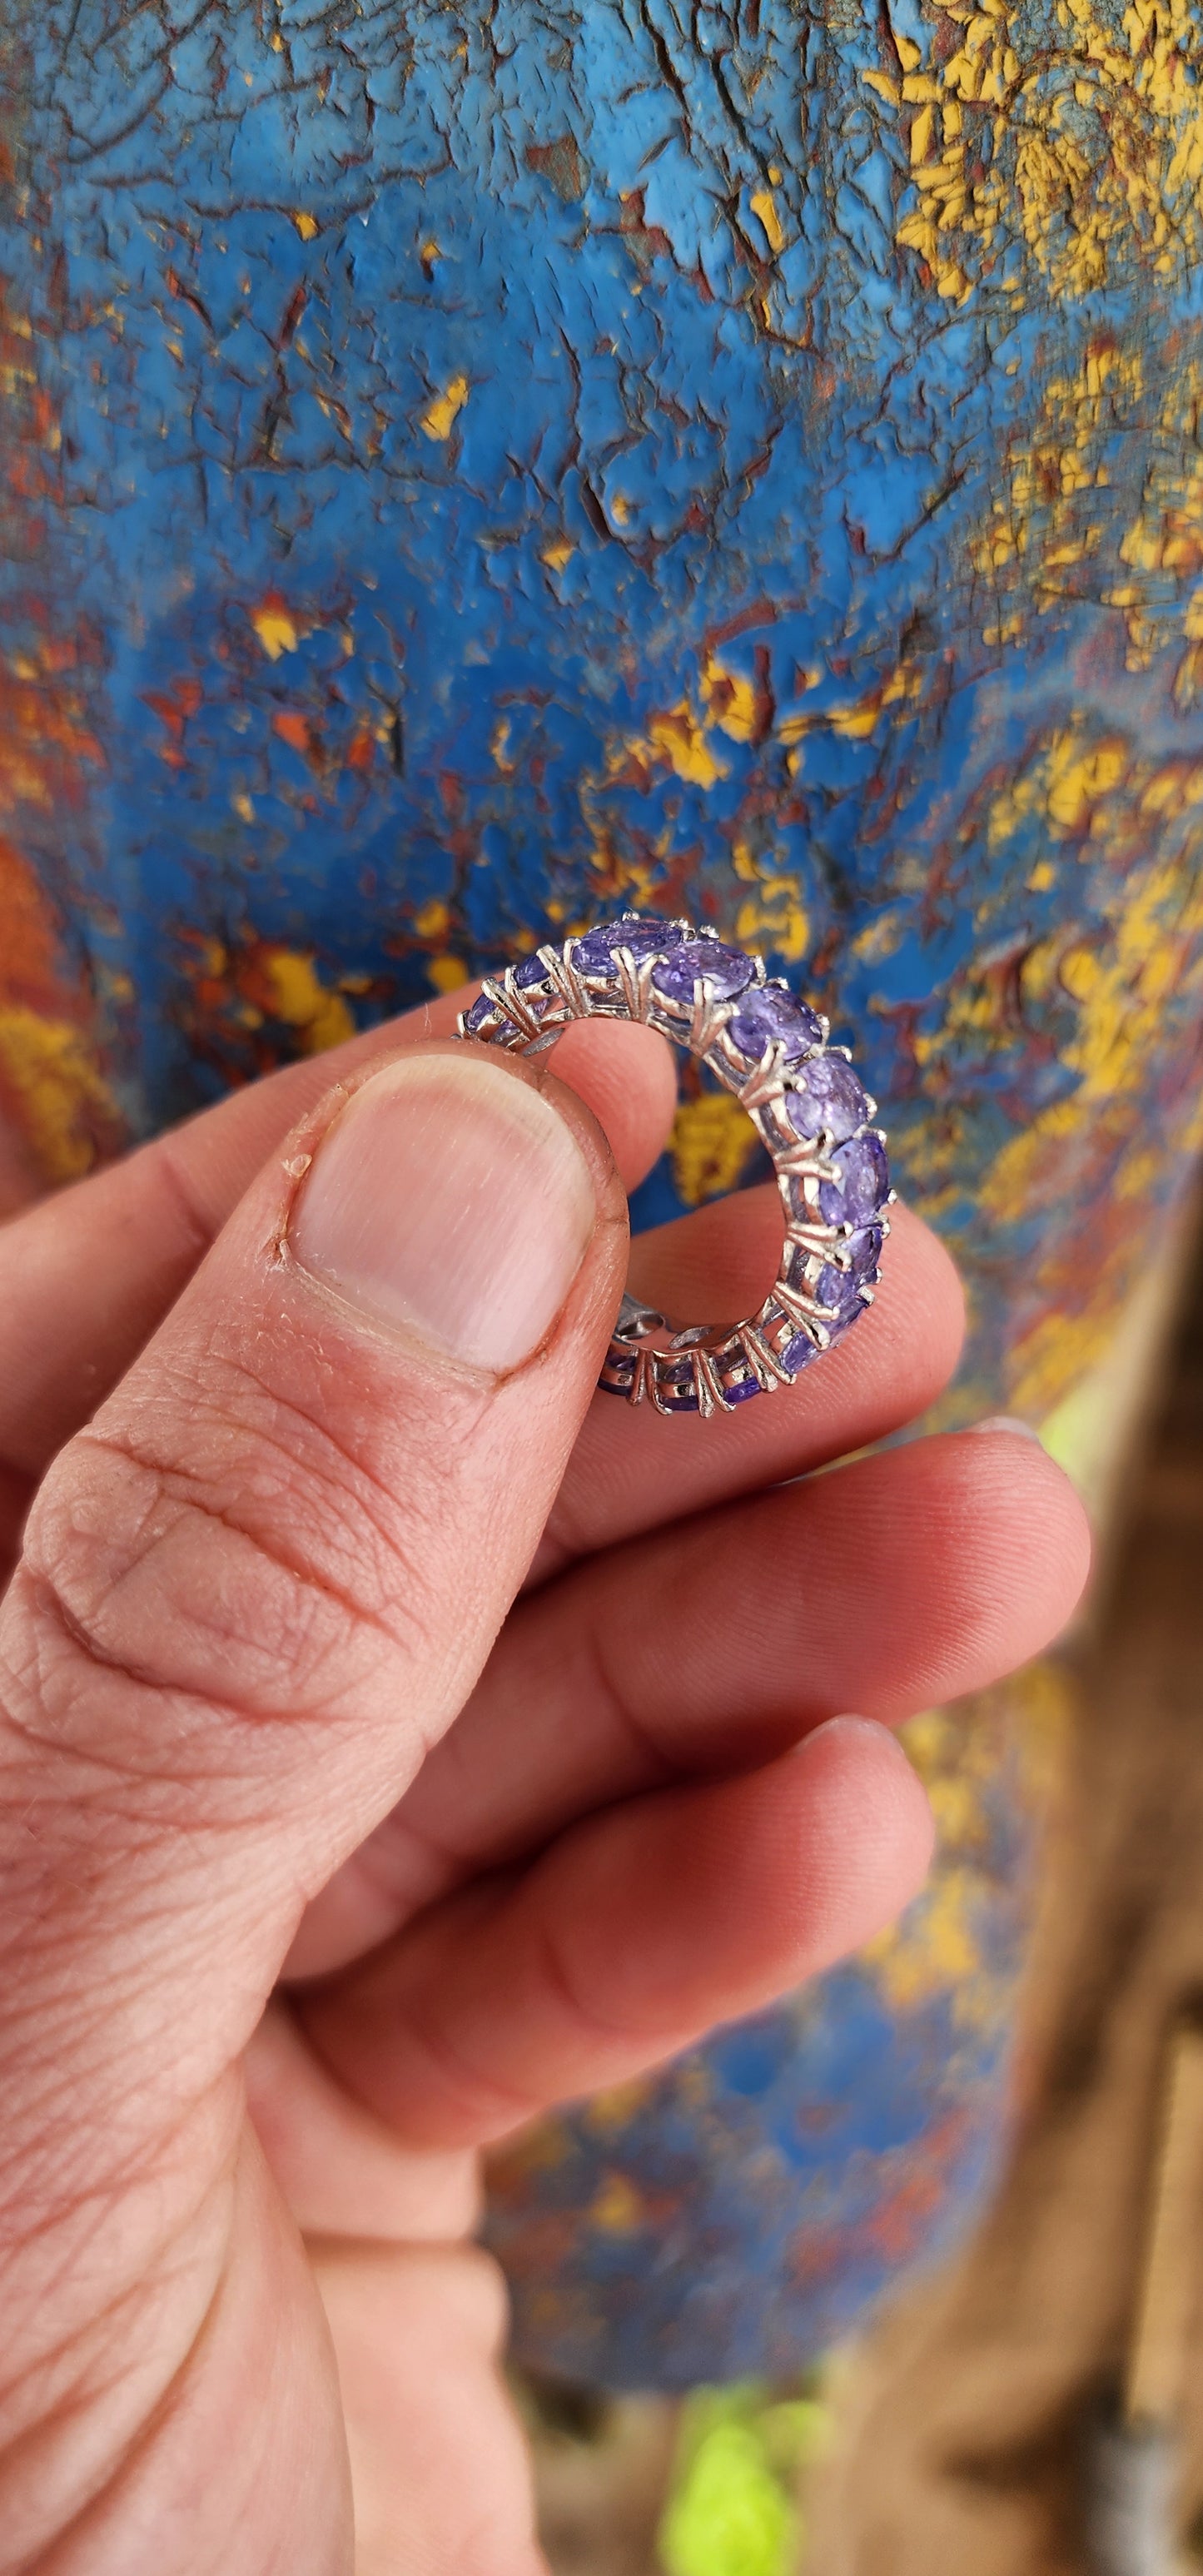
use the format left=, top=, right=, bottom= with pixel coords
left=473, top=976, right=524, bottom=1047
left=774, top=1141, right=840, bottom=1184
left=687, top=980, right=733, bottom=1056
left=613, top=945, right=659, bottom=1023
left=734, top=1042, right=791, bottom=1112
left=738, top=1322, right=791, bottom=1389
left=649, top=1357, right=674, bottom=1416
left=498, top=966, right=547, bottom=1043
left=691, top=1347, right=724, bottom=1418
left=536, top=941, right=591, bottom=1022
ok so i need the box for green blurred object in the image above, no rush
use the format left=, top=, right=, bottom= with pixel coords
left=658, top=2384, right=828, bottom=2576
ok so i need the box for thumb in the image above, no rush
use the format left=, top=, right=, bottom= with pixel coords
left=0, top=1040, right=625, bottom=2141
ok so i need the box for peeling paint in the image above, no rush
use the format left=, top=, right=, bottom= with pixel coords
left=4, top=0, right=1203, bottom=2386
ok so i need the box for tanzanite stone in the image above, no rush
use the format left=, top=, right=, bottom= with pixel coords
left=572, top=913, right=684, bottom=975
left=465, top=989, right=501, bottom=1033
left=652, top=938, right=754, bottom=1006
left=728, top=983, right=823, bottom=1065
left=723, top=1375, right=761, bottom=1404
left=818, top=1134, right=890, bottom=1227
left=785, top=1053, right=868, bottom=1146
left=781, top=1330, right=818, bottom=1375
left=817, top=1225, right=883, bottom=1319
left=515, top=952, right=549, bottom=987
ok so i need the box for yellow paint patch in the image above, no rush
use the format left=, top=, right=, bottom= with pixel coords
left=589, top=2171, right=645, bottom=2235
left=490, top=718, right=516, bottom=774
left=428, top=953, right=467, bottom=994
left=261, top=949, right=356, bottom=1053
left=540, top=536, right=575, bottom=570
left=644, top=702, right=728, bottom=788
left=733, top=866, right=811, bottom=962
left=702, top=653, right=758, bottom=743
left=231, top=792, right=256, bottom=824
left=414, top=898, right=451, bottom=940
left=292, top=211, right=319, bottom=241
left=420, top=374, right=469, bottom=441
left=584, top=2076, right=654, bottom=2133
left=250, top=600, right=300, bottom=659
left=749, top=186, right=786, bottom=252
left=877, top=0, right=1203, bottom=311
left=0, top=1007, right=120, bottom=1182
left=669, top=1091, right=759, bottom=1206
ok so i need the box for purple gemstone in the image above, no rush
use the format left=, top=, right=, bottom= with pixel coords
left=781, top=1330, right=818, bottom=1375
left=728, top=983, right=823, bottom=1065
left=818, top=1133, right=890, bottom=1228
left=515, top=952, right=549, bottom=987
left=572, top=913, right=684, bottom=975
left=817, top=1225, right=883, bottom=1319
left=785, top=1053, right=869, bottom=1146
left=652, top=938, right=754, bottom=1006
left=465, top=990, right=499, bottom=1033
left=723, top=1375, right=761, bottom=1405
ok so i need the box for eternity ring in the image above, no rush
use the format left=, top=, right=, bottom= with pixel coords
left=457, top=915, right=892, bottom=1418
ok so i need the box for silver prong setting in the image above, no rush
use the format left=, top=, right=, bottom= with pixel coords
left=455, top=911, right=890, bottom=1418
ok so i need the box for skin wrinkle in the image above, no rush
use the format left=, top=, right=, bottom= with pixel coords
left=1, top=1565, right=395, bottom=1806
left=341, top=1980, right=541, bottom=2144
left=21, top=1428, right=440, bottom=1738
left=0, top=2108, right=241, bottom=2419
left=127, top=1334, right=478, bottom=1604
left=1, top=2168, right=246, bottom=2573
left=0, top=2147, right=227, bottom=2403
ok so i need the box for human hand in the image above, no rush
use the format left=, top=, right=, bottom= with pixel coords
left=0, top=995, right=1089, bottom=2573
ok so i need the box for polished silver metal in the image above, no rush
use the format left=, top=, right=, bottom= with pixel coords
left=457, top=917, right=892, bottom=1417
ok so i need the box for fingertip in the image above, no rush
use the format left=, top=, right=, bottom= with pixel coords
left=790, top=1713, right=936, bottom=1939
left=547, top=1017, right=679, bottom=1193
left=953, top=1423, right=1094, bottom=1623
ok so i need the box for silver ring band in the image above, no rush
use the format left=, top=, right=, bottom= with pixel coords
left=457, top=915, right=892, bottom=1418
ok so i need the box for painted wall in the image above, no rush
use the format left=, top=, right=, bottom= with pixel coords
left=2, top=0, right=1202, bottom=2380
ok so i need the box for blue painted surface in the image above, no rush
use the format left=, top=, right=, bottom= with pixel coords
left=3, top=0, right=1203, bottom=2382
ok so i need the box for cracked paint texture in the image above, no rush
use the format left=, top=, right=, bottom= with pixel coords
left=2, top=0, right=1202, bottom=2384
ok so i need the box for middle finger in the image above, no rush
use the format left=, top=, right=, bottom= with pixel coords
left=530, top=1189, right=965, bottom=1581
left=286, top=1424, right=1089, bottom=1977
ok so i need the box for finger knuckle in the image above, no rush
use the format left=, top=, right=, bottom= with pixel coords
left=11, top=1365, right=437, bottom=1744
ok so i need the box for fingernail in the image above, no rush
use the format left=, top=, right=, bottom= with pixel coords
left=291, top=1052, right=597, bottom=1370
left=964, top=1414, right=1042, bottom=1444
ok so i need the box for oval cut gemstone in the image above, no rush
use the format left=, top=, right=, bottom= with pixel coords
left=465, top=989, right=506, bottom=1034
left=515, top=952, right=550, bottom=987
left=728, top=983, right=823, bottom=1064
left=785, top=1053, right=868, bottom=1146
left=781, top=1329, right=818, bottom=1375
left=651, top=938, right=754, bottom=1005
left=818, top=1133, right=890, bottom=1227
left=572, top=913, right=684, bottom=975
left=815, top=1225, right=883, bottom=1327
